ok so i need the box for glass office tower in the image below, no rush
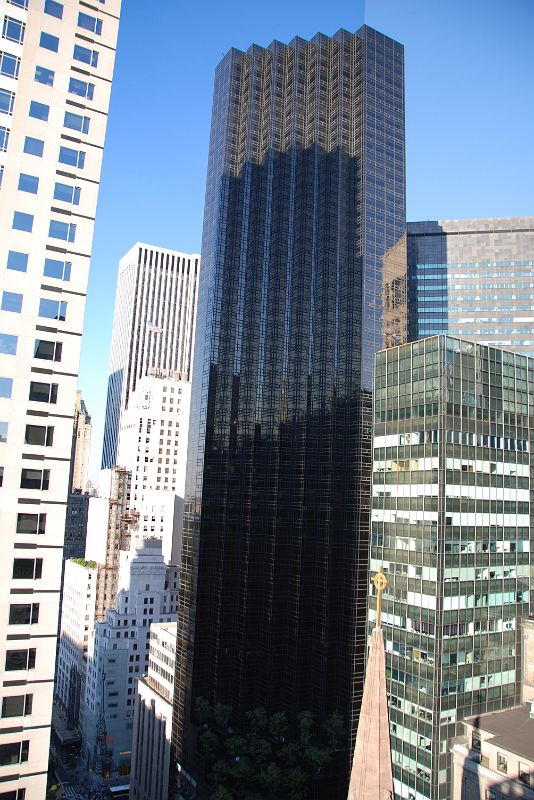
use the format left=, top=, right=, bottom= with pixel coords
left=173, top=25, right=406, bottom=794
left=371, top=335, right=532, bottom=800
left=408, top=217, right=534, bottom=352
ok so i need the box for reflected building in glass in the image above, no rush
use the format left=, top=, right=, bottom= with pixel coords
left=408, top=217, right=534, bottom=352
left=370, top=335, right=533, bottom=800
left=173, top=25, right=406, bottom=794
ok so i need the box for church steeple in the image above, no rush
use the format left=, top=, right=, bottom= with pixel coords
left=347, top=569, right=395, bottom=800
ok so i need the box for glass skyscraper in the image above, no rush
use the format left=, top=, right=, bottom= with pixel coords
left=408, top=217, right=534, bottom=352
left=173, top=25, right=406, bottom=795
left=371, top=335, right=532, bottom=800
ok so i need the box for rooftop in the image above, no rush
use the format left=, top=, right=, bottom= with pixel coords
left=465, top=704, right=534, bottom=762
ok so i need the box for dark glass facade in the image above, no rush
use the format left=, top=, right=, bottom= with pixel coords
left=371, top=335, right=533, bottom=800
left=173, top=26, right=406, bottom=793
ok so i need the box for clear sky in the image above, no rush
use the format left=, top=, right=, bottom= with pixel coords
left=81, top=0, right=534, bottom=481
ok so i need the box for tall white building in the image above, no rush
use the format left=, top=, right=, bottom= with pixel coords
left=0, top=2, right=121, bottom=797
left=81, top=538, right=178, bottom=777
left=101, top=243, right=199, bottom=468
left=117, top=375, right=191, bottom=562
left=69, top=389, right=91, bottom=492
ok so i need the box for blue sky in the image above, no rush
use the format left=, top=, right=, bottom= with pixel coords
left=81, top=0, right=534, bottom=480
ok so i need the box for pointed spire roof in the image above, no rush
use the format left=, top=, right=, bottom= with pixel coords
left=347, top=569, right=395, bottom=800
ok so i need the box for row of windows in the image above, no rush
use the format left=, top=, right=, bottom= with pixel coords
left=1, top=292, right=68, bottom=319
left=0, top=422, right=54, bottom=446
left=0, top=334, right=62, bottom=360
left=0, top=377, right=59, bottom=402
left=12, top=211, right=77, bottom=241
left=7, top=250, right=72, bottom=281
left=18, top=172, right=81, bottom=204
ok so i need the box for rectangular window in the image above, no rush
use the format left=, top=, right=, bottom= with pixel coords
left=38, top=297, right=67, bottom=321
left=1, top=695, right=33, bottom=717
left=0, top=88, right=15, bottom=114
left=73, top=44, right=98, bottom=67
left=34, top=339, right=62, bottom=361
left=18, top=173, right=39, bottom=193
left=58, top=145, right=85, bottom=168
left=0, top=333, right=17, bottom=355
left=25, top=425, right=54, bottom=446
left=20, top=468, right=50, bottom=490
left=68, top=77, right=94, bottom=100
left=53, top=182, right=80, bottom=205
left=29, top=381, right=58, bottom=403
left=497, top=753, right=507, bottom=773
left=0, top=125, right=8, bottom=151
left=34, top=65, right=54, bottom=86
left=12, top=559, right=42, bottom=580
left=43, top=258, right=71, bottom=281
left=12, top=211, right=33, bottom=232
left=16, top=513, right=46, bottom=535
left=0, top=421, right=8, bottom=442
left=24, top=136, right=44, bottom=156
left=64, top=111, right=89, bottom=134
left=0, top=377, right=13, bottom=398
left=29, top=100, right=49, bottom=121
left=8, top=604, right=39, bottom=625
left=49, top=220, right=76, bottom=242
left=39, top=32, right=59, bottom=52
left=0, top=466, right=3, bottom=487
left=0, top=51, right=20, bottom=78
left=519, top=763, right=530, bottom=786
left=78, top=12, right=102, bottom=35
left=5, top=649, right=36, bottom=671
left=0, top=740, right=30, bottom=766
left=8, top=0, right=29, bottom=7
left=1, top=291, right=22, bottom=313
left=2, top=18, right=25, bottom=45
left=44, top=0, right=63, bottom=19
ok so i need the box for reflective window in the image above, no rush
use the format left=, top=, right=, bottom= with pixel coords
left=1, top=694, right=33, bottom=717
left=23, top=136, right=44, bottom=156
left=0, top=88, right=15, bottom=114
left=43, top=257, right=71, bottom=280
left=48, top=220, right=76, bottom=242
left=0, top=740, right=30, bottom=766
left=38, top=297, right=66, bottom=321
left=28, top=381, right=57, bottom=403
left=0, top=125, right=8, bottom=151
left=34, top=339, right=62, bottom=361
left=29, top=100, right=49, bottom=120
left=58, top=145, right=85, bottom=168
left=0, top=333, right=17, bottom=354
left=34, top=65, right=54, bottom=85
left=0, top=421, right=7, bottom=442
left=73, top=44, right=98, bottom=67
left=2, top=17, right=25, bottom=45
left=20, top=468, right=49, bottom=490
left=1, top=291, right=22, bottom=312
left=12, top=211, right=33, bottom=232
left=44, top=0, right=63, bottom=19
left=53, top=182, right=80, bottom=205
left=5, top=648, right=36, bottom=671
left=63, top=111, right=89, bottom=134
left=0, top=377, right=13, bottom=398
left=18, top=173, right=39, bottom=193
left=68, top=77, right=94, bottom=100
left=78, top=12, right=102, bottom=35
left=39, top=32, right=59, bottom=52
left=25, top=424, right=53, bottom=446
left=7, top=251, right=27, bottom=271
left=16, top=513, right=46, bottom=535
left=0, top=51, right=20, bottom=78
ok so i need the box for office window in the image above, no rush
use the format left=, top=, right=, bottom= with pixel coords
left=5, top=648, right=36, bottom=671
left=44, top=0, right=63, bottom=19
left=0, top=88, right=15, bottom=114
left=8, top=0, right=29, bottom=7
left=20, top=468, right=50, bottom=490
left=40, top=32, right=59, bottom=52
left=12, top=211, right=33, bottom=232
left=38, top=297, right=67, bottom=321
left=0, top=377, right=13, bottom=398
left=68, top=77, right=94, bottom=100
left=7, top=250, right=27, bottom=272
left=497, top=753, right=508, bottom=773
left=73, top=44, right=98, bottom=67
left=29, top=381, right=58, bottom=403
left=34, top=339, right=62, bottom=361
left=64, top=111, right=89, bottom=134
left=43, top=257, right=71, bottom=280
left=25, top=424, right=54, bottom=446
left=48, top=220, right=76, bottom=243
left=78, top=12, right=102, bottom=35
left=2, top=17, right=25, bottom=45
left=18, top=173, right=39, bottom=193
left=0, top=740, right=29, bottom=766
left=519, top=762, right=530, bottom=786
left=0, top=51, right=20, bottom=78
left=29, top=100, right=49, bottom=121
left=34, top=65, right=54, bottom=86
left=53, top=182, right=80, bottom=205
left=0, top=333, right=17, bottom=354
left=24, top=136, right=44, bottom=156
left=0, top=421, right=7, bottom=442
left=12, top=559, right=43, bottom=580
left=8, top=604, right=39, bottom=625
left=58, top=145, right=85, bottom=168
left=1, top=291, right=22, bottom=312
left=1, top=695, right=33, bottom=717
left=0, top=125, right=8, bottom=151
left=16, top=513, right=46, bottom=535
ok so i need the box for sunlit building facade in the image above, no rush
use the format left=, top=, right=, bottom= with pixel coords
left=370, top=335, right=532, bottom=800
